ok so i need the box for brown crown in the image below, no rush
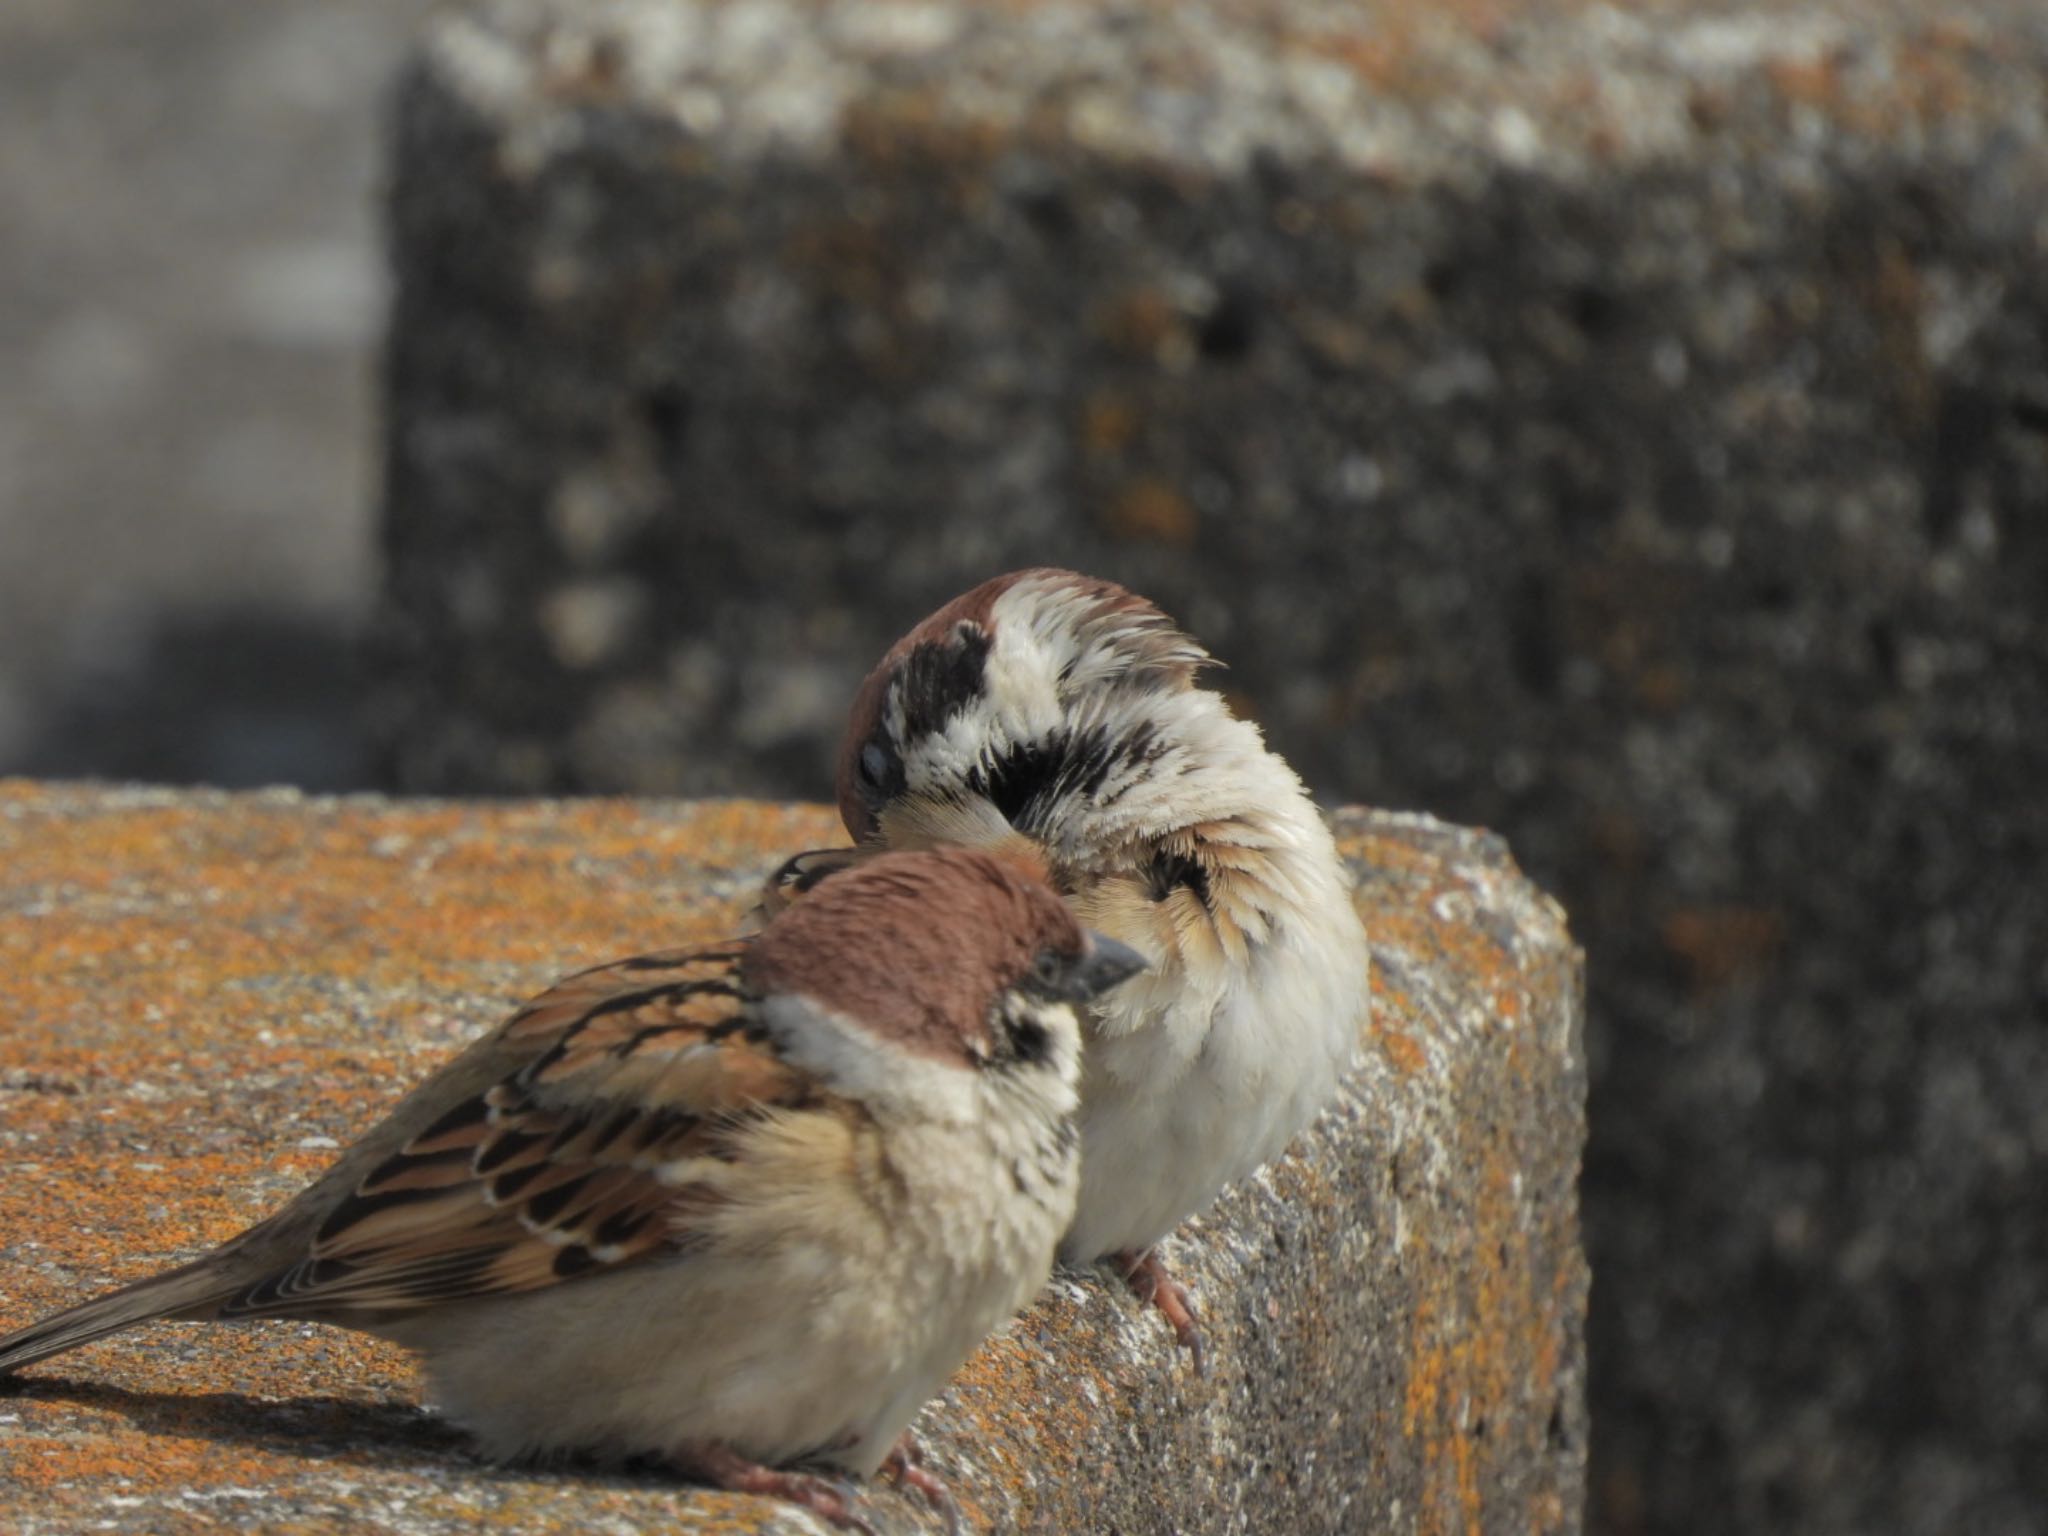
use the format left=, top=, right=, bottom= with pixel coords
left=743, top=846, right=1084, bottom=1066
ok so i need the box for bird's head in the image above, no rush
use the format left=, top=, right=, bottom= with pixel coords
left=743, top=845, right=1145, bottom=1122
left=835, top=569, right=1213, bottom=877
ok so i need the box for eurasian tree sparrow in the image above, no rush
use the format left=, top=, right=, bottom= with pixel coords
left=0, top=848, right=1144, bottom=1531
left=769, top=570, right=1370, bottom=1367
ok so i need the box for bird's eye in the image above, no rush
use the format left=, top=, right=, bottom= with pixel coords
left=858, top=742, right=889, bottom=789
left=1031, top=950, right=1065, bottom=988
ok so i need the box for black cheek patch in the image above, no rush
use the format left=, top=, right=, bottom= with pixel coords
left=973, top=738, right=1066, bottom=827
left=1006, top=1016, right=1052, bottom=1065
left=970, top=725, right=1137, bottom=829
left=1062, top=725, right=1126, bottom=799
left=894, top=624, right=994, bottom=742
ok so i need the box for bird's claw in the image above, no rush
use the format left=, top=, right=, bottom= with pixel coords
left=1114, top=1248, right=1208, bottom=1376
left=882, top=1432, right=964, bottom=1536
left=673, top=1441, right=877, bottom=1534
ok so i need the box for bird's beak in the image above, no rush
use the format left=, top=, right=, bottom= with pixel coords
left=1074, top=932, right=1149, bottom=1001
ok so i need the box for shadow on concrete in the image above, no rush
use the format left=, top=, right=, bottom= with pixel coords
left=3, top=1371, right=760, bottom=1496
left=4, top=1372, right=465, bottom=1472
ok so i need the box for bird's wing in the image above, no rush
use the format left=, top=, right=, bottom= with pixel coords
left=219, top=943, right=823, bottom=1318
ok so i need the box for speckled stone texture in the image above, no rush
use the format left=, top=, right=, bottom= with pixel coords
left=0, top=784, right=1584, bottom=1535
left=371, top=5, right=2048, bottom=1532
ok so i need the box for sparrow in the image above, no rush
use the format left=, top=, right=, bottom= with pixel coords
left=765, top=569, right=1370, bottom=1369
left=0, top=847, right=1145, bottom=1532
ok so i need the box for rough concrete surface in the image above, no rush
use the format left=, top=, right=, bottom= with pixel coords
left=0, top=783, right=1586, bottom=1534
left=371, top=4, right=2048, bottom=1532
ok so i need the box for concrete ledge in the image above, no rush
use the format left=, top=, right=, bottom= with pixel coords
left=0, top=783, right=1584, bottom=1533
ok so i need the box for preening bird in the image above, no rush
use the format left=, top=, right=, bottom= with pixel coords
left=765, top=569, right=1370, bottom=1368
left=0, top=847, right=1144, bottom=1531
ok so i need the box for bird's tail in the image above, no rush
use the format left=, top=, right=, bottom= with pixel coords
left=0, top=1256, right=237, bottom=1375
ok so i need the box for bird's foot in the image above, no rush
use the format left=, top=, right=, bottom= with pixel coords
left=672, top=1440, right=876, bottom=1535
left=751, top=846, right=866, bottom=925
left=1112, top=1247, right=1207, bottom=1376
left=881, top=1432, right=964, bottom=1536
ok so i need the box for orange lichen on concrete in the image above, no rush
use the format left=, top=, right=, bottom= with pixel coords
left=1377, top=1027, right=1429, bottom=1077
left=1447, top=1136, right=1560, bottom=1533
left=0, top=787, right=1582, bottom=1534
left=1341, top=818, right=1582, bottom=1536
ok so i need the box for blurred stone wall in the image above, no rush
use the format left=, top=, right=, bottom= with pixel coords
left=371, top=5, right=2048, bottom=1534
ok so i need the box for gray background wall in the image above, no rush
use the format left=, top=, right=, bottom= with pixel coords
left=0, top=0, right=430, bottom=787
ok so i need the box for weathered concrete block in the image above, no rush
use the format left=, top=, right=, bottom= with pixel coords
left=370, top=4, right=2048, bottom=1530
left=0, top=783, right=1584, bottom=1533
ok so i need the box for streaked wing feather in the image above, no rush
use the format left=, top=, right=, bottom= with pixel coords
left=220, top=944, right=815, bottom=1319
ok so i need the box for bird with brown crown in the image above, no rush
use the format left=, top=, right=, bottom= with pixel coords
left=0, top=847, right=1145, bottom=1532
left=763, top=570, right=1370, bottom=1371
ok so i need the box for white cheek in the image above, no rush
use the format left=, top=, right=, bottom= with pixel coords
left=983, top=641, right=1065, bottom=740
left=755, top=994, right=980, bottom=1124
